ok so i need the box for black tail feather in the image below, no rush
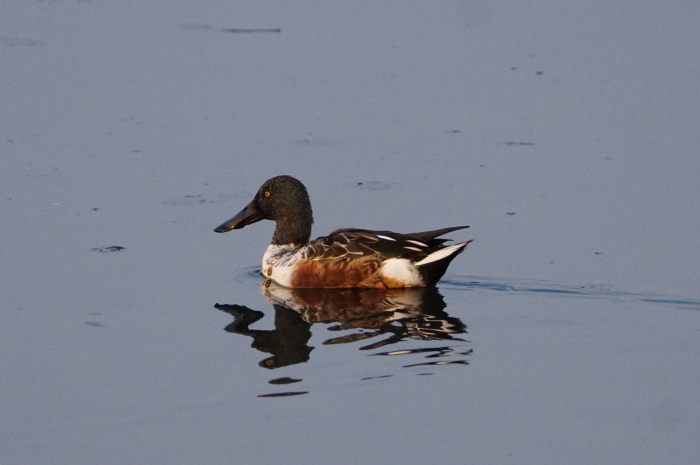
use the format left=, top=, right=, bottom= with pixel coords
left=407, top=226, right=469, bottom=242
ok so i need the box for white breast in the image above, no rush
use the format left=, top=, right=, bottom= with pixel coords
left=261, top=244, right=303, bottom=287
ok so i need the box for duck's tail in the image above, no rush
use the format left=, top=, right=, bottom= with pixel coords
left=415, top=240, right=473, bottom=286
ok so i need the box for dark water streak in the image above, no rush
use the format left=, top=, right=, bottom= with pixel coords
left=440, top=276, right=700, bottom=310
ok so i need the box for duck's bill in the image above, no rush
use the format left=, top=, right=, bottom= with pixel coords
left=214, top=199, right=264, bottom=232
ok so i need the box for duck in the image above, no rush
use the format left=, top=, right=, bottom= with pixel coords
left=214, top=175, right=472, bottom=289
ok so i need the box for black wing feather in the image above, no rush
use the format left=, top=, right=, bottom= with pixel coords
left=303, top=226, right=468, bottom=261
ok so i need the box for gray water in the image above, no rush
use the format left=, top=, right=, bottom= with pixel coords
left=2, top=2, right=699, bottom=464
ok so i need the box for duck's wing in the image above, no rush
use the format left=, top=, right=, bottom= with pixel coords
left=303, top=227, right=468, bottom=262
left=406, top=226, right=469, bottom=243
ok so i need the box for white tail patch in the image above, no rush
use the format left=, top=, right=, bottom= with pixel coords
left=380, top=258, right=423, bottom=286
left=414, top=242, right=469, bottom=266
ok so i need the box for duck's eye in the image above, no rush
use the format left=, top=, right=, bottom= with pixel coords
left=264, top=191, right=271, bottom=197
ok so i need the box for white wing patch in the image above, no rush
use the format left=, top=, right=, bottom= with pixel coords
left=376, top=235, right=396, bottom=241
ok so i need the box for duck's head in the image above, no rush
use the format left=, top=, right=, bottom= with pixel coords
left=214, top=175, right=313, bottom=245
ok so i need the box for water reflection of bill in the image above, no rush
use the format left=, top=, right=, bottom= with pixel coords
left=215, top=280, right=471, bottom=396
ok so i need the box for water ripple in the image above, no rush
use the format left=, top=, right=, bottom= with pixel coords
left=231, top=269, right=699, bottom=310
left=440, top=275, right=700, bottom=310
left=232, top=266, right=263, bottom=285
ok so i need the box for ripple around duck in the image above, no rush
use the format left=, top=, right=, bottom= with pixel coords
left=229, top=268, right=700, bottom=310
left=439, top=275, right=700, bottom=310
left=232, top=266, right=264, bottom=285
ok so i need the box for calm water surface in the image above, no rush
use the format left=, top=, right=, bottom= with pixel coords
left=3, top=254, right=699, bottom=465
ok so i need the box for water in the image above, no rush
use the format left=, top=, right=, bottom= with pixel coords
left=2, top=1, right=699, bottom=464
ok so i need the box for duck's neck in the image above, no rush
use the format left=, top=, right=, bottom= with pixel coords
left=271, top=215, right=312, bottom=246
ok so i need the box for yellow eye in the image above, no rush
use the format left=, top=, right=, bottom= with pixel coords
left=264, top=191, right=271, bottom=197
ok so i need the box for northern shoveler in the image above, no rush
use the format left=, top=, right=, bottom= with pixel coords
left=214, top=175, right=472, bottom=289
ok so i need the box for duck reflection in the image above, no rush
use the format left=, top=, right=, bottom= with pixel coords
left=215, top=280, right=468, bottom=370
